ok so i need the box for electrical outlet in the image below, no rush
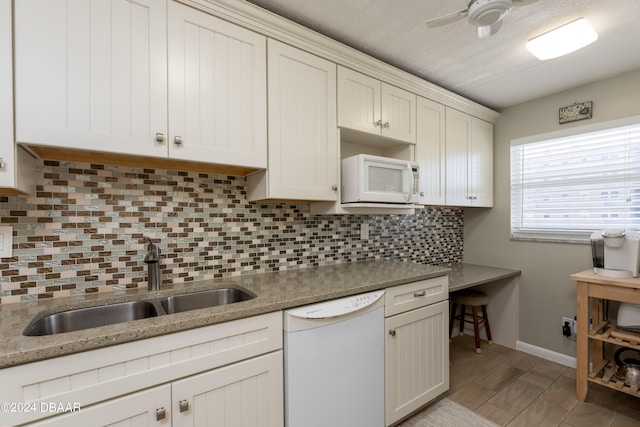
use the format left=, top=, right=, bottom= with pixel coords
left=360, top=222, right=369, bottom=240
left=562, top=317, right=575, bottom=338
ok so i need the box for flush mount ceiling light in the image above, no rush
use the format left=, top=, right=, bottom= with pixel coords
left=526, top=18, right=598, bottom=60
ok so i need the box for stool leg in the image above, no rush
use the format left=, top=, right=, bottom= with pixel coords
left=472, top=306, right=481, bottom=354
left=482, top=305, right=494, bottom=345
left=449, top=302, right=457, bottom=339
left=459, top=304, right=466, bottom=336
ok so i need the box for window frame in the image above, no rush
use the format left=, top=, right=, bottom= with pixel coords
left=510, top=115, right=640, bottom=244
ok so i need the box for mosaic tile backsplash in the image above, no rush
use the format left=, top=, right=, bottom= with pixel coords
left=0, top=160, right=463, bottom=304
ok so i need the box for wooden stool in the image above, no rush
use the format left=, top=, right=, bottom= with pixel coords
left=449, top=289, right=493, bottom=354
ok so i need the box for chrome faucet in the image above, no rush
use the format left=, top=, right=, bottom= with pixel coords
left=144, top=236, right=161, bottom=291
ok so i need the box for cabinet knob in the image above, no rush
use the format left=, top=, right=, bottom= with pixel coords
left=389, top=329, right=396, bottom=337
left=155, top=133, right=165, bottom=143
left=0, top=157, right=5, bottom=168
left=382, top=121, right=390, bottom=128
left=155, top=407, right=166, bottom=421
left=374, top=120, right=382, bottom=127
left=331, top=185, right=338, bottom=191
left=174, top=136, right=183, bottom=145
left=179, top=399, right=189, bottom=413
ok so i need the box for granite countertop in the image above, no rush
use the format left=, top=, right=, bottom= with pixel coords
left=447, top=262, right=521, bottom=292
left=0, top=260, right=450, bottom=369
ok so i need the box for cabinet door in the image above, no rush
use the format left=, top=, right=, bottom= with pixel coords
left=0, top=0, right=35, bottom=195
left=470, top=118, right=494, bottom=207
left=381, top=83, right=416, bottom=143
left=0, top=0, right=16, bottom=189
left=445, top=107, right=472, bottom=206
left=385, top=301, right=449, bottom=426
left=263, top=39, right=337, bottom=201
left=167, top=2, right=267, bottom=168
left=337, top=66, right=381, bottom=136
left=14, top=0, right=167, bottom=158
left=29, top=385, right=171, bottom=427
left=172, top=351, right=283, bottom=427
left=415, top=98, right=446, bottom=205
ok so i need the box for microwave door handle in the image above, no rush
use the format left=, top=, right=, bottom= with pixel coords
left=406, top=162, right=413, bottom=203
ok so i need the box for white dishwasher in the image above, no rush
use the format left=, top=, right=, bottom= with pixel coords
left=283, top=290, right=385, bottom=427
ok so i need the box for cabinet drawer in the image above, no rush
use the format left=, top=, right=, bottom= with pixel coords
left=385, top=276, right=448, bottom=317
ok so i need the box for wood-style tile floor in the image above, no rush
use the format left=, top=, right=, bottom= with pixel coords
left=443, top=335, right=640, bottom=426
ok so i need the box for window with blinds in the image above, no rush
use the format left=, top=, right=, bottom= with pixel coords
left=510, top=116, right=640, bottom=242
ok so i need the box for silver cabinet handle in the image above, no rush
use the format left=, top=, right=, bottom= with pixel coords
left=389, top=329, right=396, bottom=337
left=155, top=133, right=165, bottom=143
left=331, top=185, right=338, bottom=191
left=374, top=120, right=382, bottom=127
left=413, top=291, right=426, bottom=298
left=156, top=407, right=166, bottom=421
left=179, top=399, right=189, bottom=413
left=174, top=136, right=183, bottom=145
left=382, top=121, right=390, bottom=128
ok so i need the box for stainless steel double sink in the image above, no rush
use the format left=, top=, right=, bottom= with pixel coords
left=23, top=288, right=256, bottom=337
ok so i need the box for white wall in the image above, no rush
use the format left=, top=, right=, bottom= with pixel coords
left=464, top=68, right=640, bottom=357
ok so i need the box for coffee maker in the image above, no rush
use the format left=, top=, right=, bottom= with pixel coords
left=591, top=229, right=640, bottom=278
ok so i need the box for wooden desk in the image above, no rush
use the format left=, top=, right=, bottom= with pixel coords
left=570, top=270, right=640, bottom=401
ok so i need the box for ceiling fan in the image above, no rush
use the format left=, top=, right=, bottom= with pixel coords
left=426, top=0, right=534, bottom=39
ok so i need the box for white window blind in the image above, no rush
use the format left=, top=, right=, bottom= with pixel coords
left=510, top=117, right=640, bottom=242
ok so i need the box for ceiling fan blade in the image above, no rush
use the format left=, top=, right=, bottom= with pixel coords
left=476, top=20, right=503, bottom=39
left=426, top=7, right=469, bottom=28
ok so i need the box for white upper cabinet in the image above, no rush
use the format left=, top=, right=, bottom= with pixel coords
left=247, top=39, right=338, bottom=201
left=167, top=2, right=266, bottom=169
left=0, top=0, right=35, bottom=195
left=445, top=107, right=493, bottom=207
left=415, top=97, right=446, bottom=205
left=469, top=117, right=494, bottom=207
left=14, top=0, right=168, bottom=158
left=13, top=0, right=267, bottom=173
left=338, top=66, right=416, bottom=144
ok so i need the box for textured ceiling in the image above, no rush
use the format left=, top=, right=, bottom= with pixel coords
left=244, top=0, right=640, bottom=111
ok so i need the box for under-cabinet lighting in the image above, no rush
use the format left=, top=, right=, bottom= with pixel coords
left=526, top=18, right=598, bottom=60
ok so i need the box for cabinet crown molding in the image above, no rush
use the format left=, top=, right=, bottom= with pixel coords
left=181, top=0, right=499, bottom=123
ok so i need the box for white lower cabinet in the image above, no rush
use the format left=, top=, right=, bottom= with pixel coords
left=385, top=278, right=449, bottom=426
left=1, top=312, right=283, bottom=427
left=172, top=351, right=283, bottom=427
left=30, top=385, right=172, bottom=427
left=31, top=352, right=283, bottom=427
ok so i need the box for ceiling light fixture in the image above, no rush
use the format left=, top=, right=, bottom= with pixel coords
left=526, top=18, right=598, bottom=60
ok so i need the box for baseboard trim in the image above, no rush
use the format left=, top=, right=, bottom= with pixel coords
left=516, top=341, right=576, bottom=369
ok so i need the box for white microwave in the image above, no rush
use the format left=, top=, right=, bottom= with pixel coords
left=341, top=154, right=421, bottom=204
